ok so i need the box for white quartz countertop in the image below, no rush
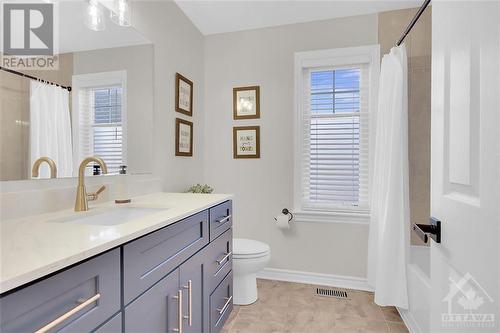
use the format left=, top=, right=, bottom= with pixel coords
left=0, top=192, right=232, bottom=294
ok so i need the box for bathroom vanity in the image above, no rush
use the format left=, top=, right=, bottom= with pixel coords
left=0, top=194, right=233, bottom=333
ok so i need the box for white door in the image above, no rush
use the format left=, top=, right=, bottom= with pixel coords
left=431, top=1, right=499, bottom=332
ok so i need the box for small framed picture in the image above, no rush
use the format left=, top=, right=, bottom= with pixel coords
left=233, top=126, right=260, bottom=159
left=175, top=73, right=193, bottom=116
left=233, top=86, right=260, bottom=120
left=175, top=118, right=193, bottom=156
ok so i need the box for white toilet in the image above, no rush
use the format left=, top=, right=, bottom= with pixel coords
left=232, top=238, right=271, bottom=305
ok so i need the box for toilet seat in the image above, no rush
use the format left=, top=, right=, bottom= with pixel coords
left=233, top=238, right=270, bottom=259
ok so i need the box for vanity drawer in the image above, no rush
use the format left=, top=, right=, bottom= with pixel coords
left=123, top=210, right=209, bottom=304
left=210, top=271, right=233, bottom=333
left=207, top=228, right=233, bottom=292
left=0, top=249, right=120, bottom=333
left=209, top=200, right=232, bottom=241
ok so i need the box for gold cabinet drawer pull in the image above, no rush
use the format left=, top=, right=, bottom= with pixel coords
left=34, top=293, right=101, bottom=333
left=216, top=296, right=232, bottom=315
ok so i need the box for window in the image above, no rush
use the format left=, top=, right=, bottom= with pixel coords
left=91, top=87, right=123, bottom=174
left=73, top=71, right=127, bottom=175
left=294, top=46, right=379, bottom=222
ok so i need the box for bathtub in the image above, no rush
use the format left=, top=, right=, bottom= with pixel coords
left=398, top=245, right=431, bottom=333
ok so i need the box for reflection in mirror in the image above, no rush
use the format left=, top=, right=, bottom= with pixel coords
left=0, top=1, right=154, bottom=181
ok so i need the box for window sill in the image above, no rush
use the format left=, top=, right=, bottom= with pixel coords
left=292, top=209, right=370, bottom=225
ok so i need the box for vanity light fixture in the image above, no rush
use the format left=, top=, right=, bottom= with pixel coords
left=110, top=0, right=131, bottom=27
left=84, top=0, right=106, bottom=31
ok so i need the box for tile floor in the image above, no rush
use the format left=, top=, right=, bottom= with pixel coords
left=222, top=279, right=409, bottom=333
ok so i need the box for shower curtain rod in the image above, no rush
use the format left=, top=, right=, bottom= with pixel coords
left=396, top=0, right=431, bottom=46
left=0, top=66, right=72, bottom=91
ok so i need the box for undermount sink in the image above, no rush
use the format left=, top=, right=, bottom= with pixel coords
left=49, top=206, right=167, bottom=226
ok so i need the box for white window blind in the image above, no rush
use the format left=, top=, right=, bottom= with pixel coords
left=301, top=64, right=369, bottom=211
left=78, top=86, right=124, bottom=174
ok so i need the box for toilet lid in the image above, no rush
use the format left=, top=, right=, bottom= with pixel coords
left=233, top=238, right=270, bottom=257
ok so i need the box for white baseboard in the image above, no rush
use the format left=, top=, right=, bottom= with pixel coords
left=256, top=267, right=373, bottom=292
left=397, top=307, right=421, bottom=333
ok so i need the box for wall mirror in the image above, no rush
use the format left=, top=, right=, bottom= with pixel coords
left=0, top=1, right=154, bottom=181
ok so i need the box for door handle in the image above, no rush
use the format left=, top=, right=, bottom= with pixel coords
left=173, top=290, right=183, bottom=333
left=183, top=280, right=192, bottom=326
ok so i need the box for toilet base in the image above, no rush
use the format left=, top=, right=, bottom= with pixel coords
left=233, top=273, right=258, bottom=305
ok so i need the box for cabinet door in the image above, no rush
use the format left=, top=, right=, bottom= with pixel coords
left=180, top=248, right=209, bottom=333
left=124, top=269, right=181, bottom=333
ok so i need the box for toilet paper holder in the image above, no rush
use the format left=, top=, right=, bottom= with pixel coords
left=274, top=208, right=293, bottom=222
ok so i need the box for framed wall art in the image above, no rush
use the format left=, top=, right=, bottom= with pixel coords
left=233, top=86, right=260, bottom=120
left=175, top=73, right=193, bottom=116
left=175, top=118, right=193, bottom=156
left=233, top=126, right=260, bottom=159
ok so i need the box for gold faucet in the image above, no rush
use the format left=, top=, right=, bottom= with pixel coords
left=32, top=157, right=58, bottom=179
left=75, top=156, right=108, bottom=212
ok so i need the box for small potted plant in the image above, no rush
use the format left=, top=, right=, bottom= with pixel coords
left=186, top=184, right=214, bottom=194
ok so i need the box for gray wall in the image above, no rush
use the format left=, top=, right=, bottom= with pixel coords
left=133, top=1, right=205, bottom=192
left=203, top=14, right=379, bottom=278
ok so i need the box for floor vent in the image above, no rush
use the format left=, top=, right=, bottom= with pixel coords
left=315, top=288, right=348, bottom=299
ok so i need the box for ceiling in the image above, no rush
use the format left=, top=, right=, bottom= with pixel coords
left=58, top=1, right=150, bottom=54
left=175, top=0, right=423, bottom=35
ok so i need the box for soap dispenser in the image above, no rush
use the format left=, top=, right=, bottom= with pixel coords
left=115, top=165, right=131, bottom=204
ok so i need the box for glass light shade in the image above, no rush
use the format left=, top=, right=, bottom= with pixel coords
left=110, top=0, right=131, bottom=27
left=84, top=0, right=106, bottom=31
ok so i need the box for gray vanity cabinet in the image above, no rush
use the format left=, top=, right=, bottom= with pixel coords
left=0, top=200, right=233, bottom=333
left=124, top=269, right=181, bottom=333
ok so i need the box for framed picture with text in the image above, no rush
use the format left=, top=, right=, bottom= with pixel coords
left=175, top=118, right=193, bottom=156
left=233, top=126, right=260, bottom=159
left=233, top=86, right=260, bottom=119
left=175, top=73, right=193, bottom=116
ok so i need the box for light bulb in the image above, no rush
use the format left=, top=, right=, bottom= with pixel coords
left=110, top=0, right=131, bottom=27
left=84, top=0, right=105, bottom=31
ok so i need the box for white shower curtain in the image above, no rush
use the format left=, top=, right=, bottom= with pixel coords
left=30, top=81, right=73, bottom=178
left=367, top=45, right=410, bottom=309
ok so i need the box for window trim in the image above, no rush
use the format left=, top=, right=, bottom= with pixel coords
left=72, top=70, right=127, bottom=175
left=293, top=45, right=380, bottom=223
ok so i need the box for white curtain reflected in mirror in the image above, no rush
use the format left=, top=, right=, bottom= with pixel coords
left=30, top=82, right=73, bottom=179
